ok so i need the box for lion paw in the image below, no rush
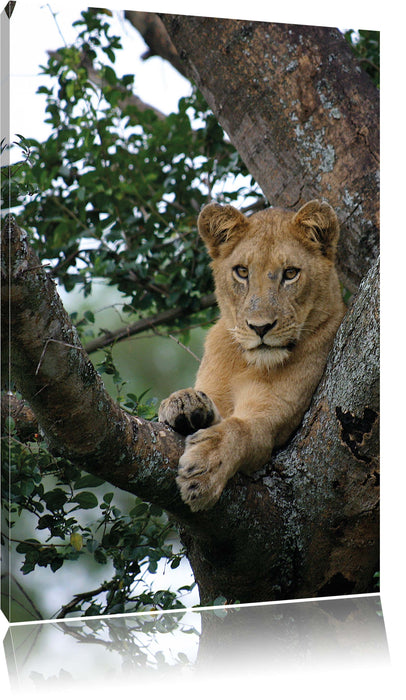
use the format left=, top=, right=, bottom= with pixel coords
left=158, top=389, right=220, bottom=436
left=176, top=427, right=231, bottom=511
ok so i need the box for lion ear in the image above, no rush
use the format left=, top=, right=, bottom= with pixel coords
left=198, top=203, right=248, bottom=258
left=293, top=200, right=339, bottom=260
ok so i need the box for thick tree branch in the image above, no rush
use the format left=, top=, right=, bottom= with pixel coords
left=1, top=217, right=291, bottom=579
left=124, top=11, right=188, bottom=78
left=273, top=257, right=379, bottom=597
left=2, top=16, right=380, bottom=605
left=2, top=215, right=379, bottom=602
left=1, top=217, right=183, bottom=510
left=160, top=15, right=379, bottom=293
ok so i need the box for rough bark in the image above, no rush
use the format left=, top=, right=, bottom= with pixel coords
left=1, top=217, right=295, bottom=560
left=1, top=217, right=183, bottom=512
left=181, top=259, right=379, bottom=603
left=1, top=216, right=379, bottom=604
left=159, top=15, right=379, bottom=294
left=2, top=13, right=379, bottom=609
left=277, top=260, right=380, bottom=598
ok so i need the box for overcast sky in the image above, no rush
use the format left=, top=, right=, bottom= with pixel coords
left=8, top=1, right=191, bottom=148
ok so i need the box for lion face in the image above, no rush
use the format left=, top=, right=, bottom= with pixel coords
left=198, top=201, right=340, bottom=370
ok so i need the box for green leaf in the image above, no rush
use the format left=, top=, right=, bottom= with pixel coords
left=102, top=492, right=114, bottom=505
left=129, top=501, right=149, bottom=517
left=50, top=557, right=64, bottom=572
left=148, top=559, right=158, bottom=573
left=65, top=81, right=75, bottom=100
left=4, top=416, right=16, bottom=433
left=86, top=538, right=99, bottom=553
left=73, top=474, right=105, bottom=489
left=43, top=488, right=68, bottom=511
left=94, top=548, right=107, bottom=565
left=73, top=491, right=98, bottom=509
left=21, top=557, right=38, bottom=575
left=70, top=532, right=84, bottom=551
left=84, top=310, right=95, bottom=323
left=37, top=514, right=55, bottom=530
left=16, top=539, right=41, bottom=554
left=213, top=596, right=227, bottom=607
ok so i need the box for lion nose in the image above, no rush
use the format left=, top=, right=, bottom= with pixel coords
left=247, top=320, right=277, bottom=338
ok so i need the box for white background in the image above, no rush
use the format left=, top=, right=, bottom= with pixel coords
left=1, top=0, right=405, bottom=697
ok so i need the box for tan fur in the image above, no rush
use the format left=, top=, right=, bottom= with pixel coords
left=159, top=200, right=346, bottom=511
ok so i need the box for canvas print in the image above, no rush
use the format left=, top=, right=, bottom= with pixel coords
left=1, top=2, right=379, bottom=624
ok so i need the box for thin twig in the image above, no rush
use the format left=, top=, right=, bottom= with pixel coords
left=55, top=583, right=112, bottom=619
left=84, top=293, right=216, bottom=354
left=35, top=339, right=83, bottom=375
left=44, top=3, right=68, bottom=47
left=1, top=573, right=43, bottom=620
left=152, top=331, right=201, bottom=363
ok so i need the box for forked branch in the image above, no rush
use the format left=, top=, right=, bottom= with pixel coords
left=1, top=217, right=286, bottom=546
left=1, top=215, right=379, bottom=602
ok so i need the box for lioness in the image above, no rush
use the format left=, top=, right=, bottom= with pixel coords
left=159, top=200, right=345, bottom=511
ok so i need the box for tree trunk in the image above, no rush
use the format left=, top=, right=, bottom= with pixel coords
left=159, top=15, right=379, bottom=294
left=2, top=14, right=379, bottom=609
left=1, top=216, right=379, bottom=605
left=179, top=259, right=379, bottom=603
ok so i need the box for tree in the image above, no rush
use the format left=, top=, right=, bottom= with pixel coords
left=1, top=9, right=379, bottom=618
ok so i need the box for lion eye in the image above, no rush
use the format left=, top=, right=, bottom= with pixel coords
left=283, top=267, right=300, bottom=282
left=233, top=265, right=249, bottom=280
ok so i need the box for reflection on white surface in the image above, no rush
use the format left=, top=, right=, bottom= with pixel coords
left=3, top=594, right=388, bottom=696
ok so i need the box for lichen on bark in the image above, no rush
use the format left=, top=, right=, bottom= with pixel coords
left=2, top=15, right=380, bottom=604
left=161, top=15, right=379, bottom=293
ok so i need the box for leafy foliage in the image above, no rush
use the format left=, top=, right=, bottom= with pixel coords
left=344, top=29, right=380, bottom=87
left=3, top=9, right=260, bottom=322
left=2, top=411, right=194, bottom=617
left=1, top=9, right=261, bottom=618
